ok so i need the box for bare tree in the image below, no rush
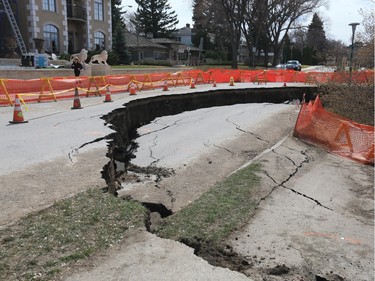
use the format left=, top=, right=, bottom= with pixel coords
left=216, top=0, right=247, bottom=69
left=193, top=0, right=326, bottom=67
left=356, top=4, right=374, bottom=68
left=242, top=0, right=267, bottom=67
left=240, top=0, right=326, bottom=67
left=193, top=0, right=231, bottom=55
left=265, top=0, right=327, bottom=66
left=193, top=0, right=214, bottom=29
left=324, top=39, right=347, bottom=69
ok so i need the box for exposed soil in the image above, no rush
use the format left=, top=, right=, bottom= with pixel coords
left=110, top=83, right=374, bottom=281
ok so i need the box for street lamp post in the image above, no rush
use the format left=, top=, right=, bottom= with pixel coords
left=348, top=22, right=360, bottom=85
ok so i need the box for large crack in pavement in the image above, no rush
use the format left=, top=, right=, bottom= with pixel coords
left=262, top=147, right=334, bottom=211
left=138, top=118, right=183, bottom=137
left=226, top=117, right=269, bottom=142
left=68, top=136, right=108, bottom=163
left=147, top=135, right=160, bottom=166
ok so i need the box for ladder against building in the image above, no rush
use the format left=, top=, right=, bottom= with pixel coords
left=0, top=0, right=27, bottom=56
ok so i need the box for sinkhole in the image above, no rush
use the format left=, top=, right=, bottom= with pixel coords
left=101, top=86, right=316, bottom=197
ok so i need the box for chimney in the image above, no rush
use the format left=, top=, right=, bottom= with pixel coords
left=186, top=23, right=190, bottom=28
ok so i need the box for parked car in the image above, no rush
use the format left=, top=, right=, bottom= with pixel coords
left=275, top=64, right=286, bottom=69
left=285, top=60, right=301, bottom=71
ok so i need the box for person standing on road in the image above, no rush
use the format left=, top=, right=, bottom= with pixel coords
left=71, top=57, right=83, bottom=77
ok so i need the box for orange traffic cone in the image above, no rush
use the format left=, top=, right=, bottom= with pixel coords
left=103, top=86, right=113, bottom=102
left=229, top=76, right=235, bottom=86
left=9, top=94, right=28, bottom=124
left=190, top=79, right=196, bottom=89
left=129, top=83, right=137, bottom=95
left=71, top=86, right=82, bottom=109
left=163, top=80, right=169, bottom=91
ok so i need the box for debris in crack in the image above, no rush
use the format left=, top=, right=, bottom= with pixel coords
left=178, top=238, right=254, bottom=274
left=101, top=148, right=119, bottom=196
left=140, top=202, right=173, bottom=232
left=142, top=202, right=173, bottom=218
left=113, top=143, right=137, bottom=163
left=127, top=163, right=174, bottom=182
left=268, top=264, right=290, bottom=275
left=315, top=273, right=345, bottom=281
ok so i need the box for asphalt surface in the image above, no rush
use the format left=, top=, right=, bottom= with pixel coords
left=1, top=81, right=373, bottom=281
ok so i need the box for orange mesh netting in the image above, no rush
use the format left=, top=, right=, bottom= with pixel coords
left=0, top=69, right=374, bottom=106
left=294, top=96, right=374, bottom=165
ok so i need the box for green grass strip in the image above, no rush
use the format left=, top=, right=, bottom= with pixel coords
left=156, top=163, right=261, bottom=243
left=0, top=188, right=147, bottom=281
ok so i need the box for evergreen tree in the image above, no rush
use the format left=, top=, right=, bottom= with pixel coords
left=306, top=13, right=327, bottom=63
left=111, top=0, right=130, bottom=64
left=134, top=0, right=179, bottom=38
left=113, top=24, right=130, bottom=64
left=111, top=0, right=126, bottom=33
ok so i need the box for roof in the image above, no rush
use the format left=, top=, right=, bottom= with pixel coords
left=125, top=32, right=167, bottom=49
left=151, top=38, right=179, bottom=45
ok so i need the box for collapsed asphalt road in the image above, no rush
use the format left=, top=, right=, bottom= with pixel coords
left=0, top=82, right=372, bottom=281
left=66, top=101, right=373, bottom=280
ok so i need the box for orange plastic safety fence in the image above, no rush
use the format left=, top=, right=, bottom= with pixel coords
left=206, top=69, right=243, bottom=83
left=105, top=75, right=133, bottom=93
left=1, top=69, right=373, bottom=106
left=239, top=70, right=261, bottom=83
left=294, top=96, right=374, bottom=165
left=0, top=79, right=13, bottom=106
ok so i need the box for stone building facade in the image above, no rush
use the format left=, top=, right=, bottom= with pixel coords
left=0, top=0, right=112, bottom=56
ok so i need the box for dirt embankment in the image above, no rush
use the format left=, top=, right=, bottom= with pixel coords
left=318, top=83, right=374, bottom=126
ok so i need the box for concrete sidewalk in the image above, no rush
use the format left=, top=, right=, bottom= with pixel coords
left=231, top=136, right=374, bottom=280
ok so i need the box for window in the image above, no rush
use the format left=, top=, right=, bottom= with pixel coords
left=94, top=0, right=104, bottom=20
left=43, top=25, right=59, bottom=53
left=43, top=0, right=56, bottom=12
left=154, top=51, right=167, bottom=60
left=94, top=32, right=105, bottom=50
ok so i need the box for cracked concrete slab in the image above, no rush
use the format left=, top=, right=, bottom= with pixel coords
left=117, top=104, right=299, bottom=212
left=64, top=230, right=252, bottom=281
left=131, top=103, right=290, bottom=169
left=229, top=137, right=374, bottom=281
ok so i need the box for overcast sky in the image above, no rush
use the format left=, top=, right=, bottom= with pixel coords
left=121, top=0, right=372, bottom=44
